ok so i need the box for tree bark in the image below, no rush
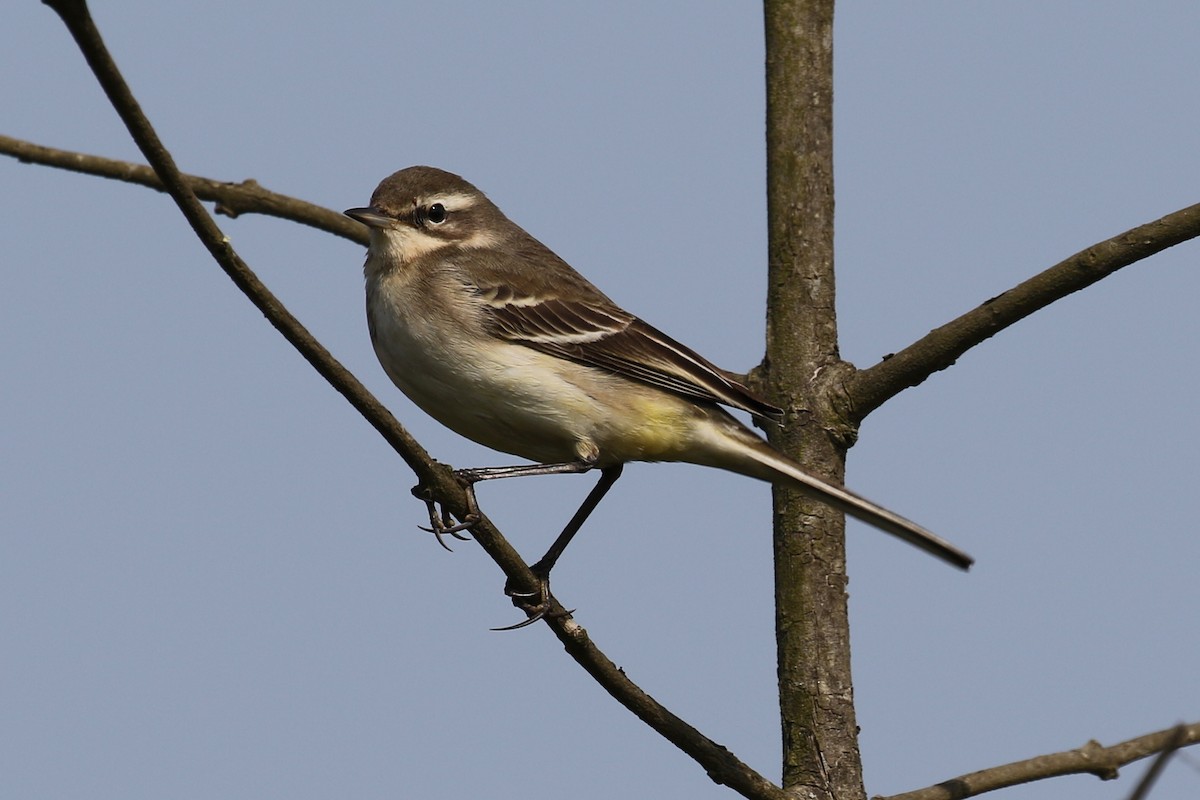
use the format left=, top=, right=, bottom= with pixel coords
left=764, top=2, right=865, bottom=799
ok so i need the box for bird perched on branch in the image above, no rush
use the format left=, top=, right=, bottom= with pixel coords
left=346, top=166, right=972, bottom=627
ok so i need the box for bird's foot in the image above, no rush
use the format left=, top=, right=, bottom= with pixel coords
left=491, top=564, right=572, bottom=631
left=411, top=482, right=480, bottom=551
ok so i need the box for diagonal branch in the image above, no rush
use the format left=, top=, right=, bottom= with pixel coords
left=40, top=2, right=784, bottom=797
left=845, top=203, right=1200, bottom=421
left=36, top=0, right=523, bottom=645
left=549, top=616, right=789, bottom=800
left=0, top=133, right=364, bottom=243
left=876, top=720, right=1200, bottom=800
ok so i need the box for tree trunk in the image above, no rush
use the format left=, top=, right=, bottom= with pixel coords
left=764, top=2, right=866, bottom=798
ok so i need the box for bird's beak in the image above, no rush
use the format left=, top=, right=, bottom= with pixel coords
left=344, top=206, right=393, bottom=229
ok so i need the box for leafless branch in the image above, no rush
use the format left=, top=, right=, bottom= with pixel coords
left=39, top=2, right=784, bottom=797
left=0, top=133, right=364, bottom=242
left=877, top=721, right=1200, bottom=800
left=845, top=203, right=1200, bottom=421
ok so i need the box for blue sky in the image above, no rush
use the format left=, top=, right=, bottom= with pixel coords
left=3, top=3, right=1198, bottom=799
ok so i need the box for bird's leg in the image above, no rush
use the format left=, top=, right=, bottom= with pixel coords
left=493, top=464, right=624, bottom=630
left=411, top=461, right=596, bottom=550
left=526, top=463, right=624, bottom=581
left=416, top=460, right=623, bottom=630
left=452, top=460, right=602, bottom=542
left=454, top=460, right=600, bottom=483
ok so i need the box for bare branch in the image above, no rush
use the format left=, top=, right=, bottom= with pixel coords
left=40, top=2, right=785, bottom=797
left=547, top=616, right=789, bottom=800
left=877, top=721, right=1200, bottom=800
left=0, top=133, right=364, bottom=242
left=845, top=202, right=1200, bottom=421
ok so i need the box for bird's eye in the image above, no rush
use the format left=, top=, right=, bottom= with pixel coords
left=426, top=203, right=447, bottom=224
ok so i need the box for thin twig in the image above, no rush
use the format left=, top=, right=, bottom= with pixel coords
left=551, top=617, right=789, bottom=800
left=0, top=133, right=364, bottom=242
left=1125, top=724, right=1189, bottom=800
left=39, top=2, right=785, bottom=797
left=845, top=202, right=1200, bottom=421
left=876, top=721, right=1200, bottom=800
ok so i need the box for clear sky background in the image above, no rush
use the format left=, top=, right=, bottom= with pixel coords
left=3, top=3, right=1198, bottom=799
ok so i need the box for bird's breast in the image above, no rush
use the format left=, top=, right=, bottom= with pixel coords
left=366, top=272, right=597, bottom=463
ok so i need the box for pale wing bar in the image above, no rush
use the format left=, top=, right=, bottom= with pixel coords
left=484, top=291, right=783, bottom=422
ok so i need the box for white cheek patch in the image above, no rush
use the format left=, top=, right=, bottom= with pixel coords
left=370, top=226, right=449, bottom=262
left=458, top=228, right=501, bottom=250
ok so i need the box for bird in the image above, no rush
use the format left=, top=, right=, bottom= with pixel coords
left=345, top=166, right=972, bottom=625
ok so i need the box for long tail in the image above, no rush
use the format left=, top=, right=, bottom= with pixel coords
left=694, top=417, right=974, bottom=570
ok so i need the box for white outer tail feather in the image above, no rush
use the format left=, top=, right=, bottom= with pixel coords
left=703, top=425, right=974, bottom=571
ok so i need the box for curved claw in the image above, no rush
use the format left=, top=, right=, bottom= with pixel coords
left=416, top=517, right=475, bottom=551
left=490, top=604, right=575, bottom=631
left=423, top=523, right=459, bottom=552
left=417, top=518, right=475, bottom=537
left=490, top=609, right=547, bottom=631
left=491, top=570, right=572, bottom=631
left=411, top=482, right=479, bottom=551
left=434, top=528, right=456, bottom=552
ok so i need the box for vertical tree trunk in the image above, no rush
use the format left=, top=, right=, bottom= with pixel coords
left=764, top=2, right=866, bottom=798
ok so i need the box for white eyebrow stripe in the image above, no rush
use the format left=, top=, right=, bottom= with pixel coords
left=427, top=191, right=480, bottom=211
